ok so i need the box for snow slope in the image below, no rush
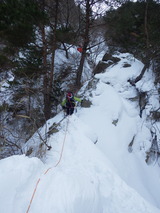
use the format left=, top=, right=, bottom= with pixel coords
left=0, top=52, right=160, bottom=213
left=79, top=52, right=160, bottom=207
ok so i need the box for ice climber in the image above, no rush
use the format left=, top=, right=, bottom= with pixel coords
left=61, top=92, right=81, bottom=116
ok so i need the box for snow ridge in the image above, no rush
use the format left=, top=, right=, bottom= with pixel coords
left=0, top=53, right=160, bottom=213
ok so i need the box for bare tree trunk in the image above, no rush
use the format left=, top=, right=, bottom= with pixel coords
left=76, top=46, right=87, bottom=87
left=128, top=1, right=150, bottom=87
left=50, top=0, right=59, bottom=89
left=62, top=43, right=69, bottom=59
left=42, top=0, right=59, bottom=120
left=41, top=24, right=50, bottom=120
left=38, top=0, right=51, bottom=120
left=144, top=1, right=149, bottom=48
left=75, top=0, right=91, bottom=88
left=134, top=62, right=150, bottom=83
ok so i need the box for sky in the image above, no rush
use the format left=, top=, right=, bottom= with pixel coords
left=0, top=51, right=160, bottom=213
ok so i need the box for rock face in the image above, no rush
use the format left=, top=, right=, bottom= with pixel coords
left=81, top=99, right=92, bottom=108
left=93, top=61, right=112, bottom=75
left=102, top=53, right=121, bottom=63
left=93, top=53, right=121, bottom=75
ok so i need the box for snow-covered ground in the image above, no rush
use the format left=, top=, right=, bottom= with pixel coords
left=0, top=52, right=160, bottom=213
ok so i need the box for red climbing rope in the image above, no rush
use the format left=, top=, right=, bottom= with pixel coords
left=26, top=117, right=70, bottom=213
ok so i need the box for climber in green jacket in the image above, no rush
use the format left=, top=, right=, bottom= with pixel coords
left=61, top=92, right=81, bottom=115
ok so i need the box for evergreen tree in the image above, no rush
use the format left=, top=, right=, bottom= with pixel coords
left=104, top=0, right=160, bottom=83
left=104, top=0, right=160, bottom=58
left=0, top=0, right=43, bottom=48
left=0, top=0, right=45, bottom=73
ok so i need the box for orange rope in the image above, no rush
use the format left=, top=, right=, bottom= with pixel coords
left=26, top=178, right=40, bottom=213
left=54, top=117, right=69, bottom=167
left=25, top=117, right=69, bottom=213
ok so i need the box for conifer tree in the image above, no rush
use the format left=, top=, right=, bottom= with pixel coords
left=104, top=0, right=160, bottom=83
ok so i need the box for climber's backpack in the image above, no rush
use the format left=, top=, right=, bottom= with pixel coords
left=66, top=92, right=75, bottom=108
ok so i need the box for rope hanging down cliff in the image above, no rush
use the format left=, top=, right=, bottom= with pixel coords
left=26, top=116, right=70, bottom=213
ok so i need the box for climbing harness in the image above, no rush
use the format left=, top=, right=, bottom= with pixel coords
left=25, top=116, right=70, bottom=213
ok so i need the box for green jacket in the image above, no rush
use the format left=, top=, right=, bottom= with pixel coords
left=61, top=96, right=81, bottom=107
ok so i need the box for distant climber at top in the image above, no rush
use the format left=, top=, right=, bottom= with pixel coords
left=61, top=92, right=81, bottom=116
